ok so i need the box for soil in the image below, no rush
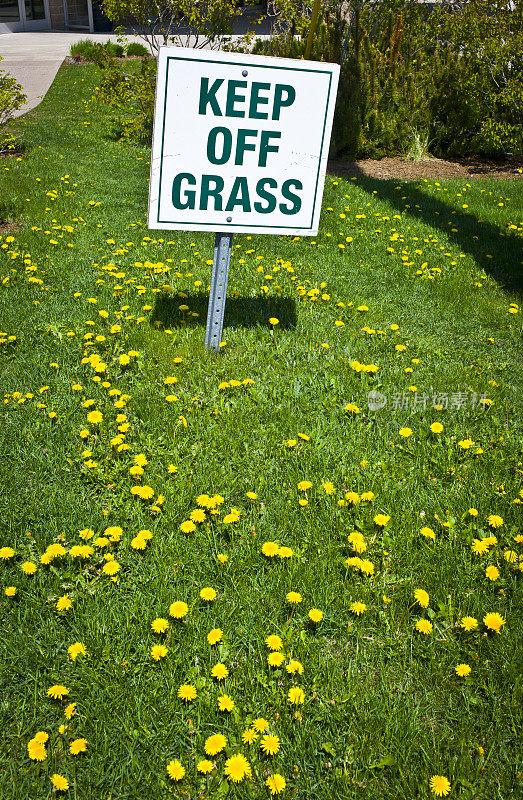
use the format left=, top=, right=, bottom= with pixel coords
left=328, top=155, right=523, bottom=181
left=0, top=220, right=21, bottom=234
left=63, top=55, right=152, bottom=66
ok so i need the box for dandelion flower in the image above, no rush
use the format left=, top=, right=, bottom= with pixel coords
left=5, top=586, right=16, bottom=597
left=47, top=684, right=69, bottom=700
left=151, top=644, right=168, bottom=661
left=297, top=480, right=312, bottom=491
left=350, top=601, right=367, bottom=616
left=51, top=774, right=69, bottom=791
left=374, top=514, right=390, bottom=527
left=180, top=520, right=196, bottom=534
left=278, top=546, right=293, bottom=558
left=224, top=753, right=251, bottom=783
left=27, top=739, right=47, bottom=761
left=21, top=561, right=37, bottom=575
left=177, top=684, right=197, bottom=702
left=253, top=717, right=269, bottom=732
left=483, top=612, right=505, bottom=633
left=218, top=694, right=234, bottom=712
left=87, top=410, right=103, bottom=424
left=485, top=565, right=499, bottom=581
left=102, top=560, right=120, bottom=576
left=455, top=664, right=471, bottom=677
left=242, top=728, right=258, bottom=744
left=429, top=775, right=451, bottom=796
left=200, top=587, right=216, bottom=601
left=211, top=663, right=229, bottom=680
left=69, top=738, right=87, bottom=755
left=488, top=514, right=503, bottom=528
left=67, top=642, right=86, bottom=661
left=262, top=541, right=279, bottom=557
left=399, top=427, right=413, bottom=438
left=260, top=734, right=280, bottom=755
left=197, top=759, right=215, bottom=774
left=266, top=774, right=286, bottom=795
left=286, top=660, right=304, bottom=675
left=286, top=591, right=302, bottom=604
left=430, top=422, right=443, bottom=433
left=288, top=686, right=305, bottom=705
left=308, top=608, right=323, bottom=623
left=265, top=634, right=283, bottom=651
left=414, top=589, right=430, bottom=608
left=0, top=547, right=15, bottom=560
left=460, top=616, right=478, bottom=632
left=207, top=628, right=223, bottom=645
left=420, top=527, right=436, bottom=540
left=204, top=733, right=227, bottom=756
left=169, top=601, right=188, bottom=619
left=167, top=760, right=185, bottom=781
left=268, top=651, right=284, bottom=667
left=415, top=619, right=433, bottom=635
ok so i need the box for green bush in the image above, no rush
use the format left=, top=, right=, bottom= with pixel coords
left=70, top=39, right=99, bottom=61
left=0, top=58, right=26, bottom=152
left=70, top=40, right=124, bottom=61
left=126, top=42, right=150, bottom=57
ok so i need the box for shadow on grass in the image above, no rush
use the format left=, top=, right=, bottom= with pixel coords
left=344, top=168, right=523, bottom=298
left=151, top=292, right=298, bottom=330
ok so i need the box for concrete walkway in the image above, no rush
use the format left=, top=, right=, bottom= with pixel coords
left=0, top=8, right=272, bottom=118
left=0, top=32, right=153, bottom=117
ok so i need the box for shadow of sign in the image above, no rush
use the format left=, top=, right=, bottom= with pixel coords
left=329, top=164, right=523, bottom=299
left=151, top=292, right=298, bottom=331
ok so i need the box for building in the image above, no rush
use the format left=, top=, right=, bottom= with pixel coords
left=0, top=0, right=112, bottom=33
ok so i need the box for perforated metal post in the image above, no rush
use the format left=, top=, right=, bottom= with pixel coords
left=205, top=232, right=233, bottom=352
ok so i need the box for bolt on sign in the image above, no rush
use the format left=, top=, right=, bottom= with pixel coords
left=148, top=47, right=340, bottom=349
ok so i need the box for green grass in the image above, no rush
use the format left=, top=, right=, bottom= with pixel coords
left=0, top=64, right=522, bottom=800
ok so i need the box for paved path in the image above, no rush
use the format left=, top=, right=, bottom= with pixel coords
left=0, top=7, right=272, bottom=118
left=0, top=32, right=151, bottom=117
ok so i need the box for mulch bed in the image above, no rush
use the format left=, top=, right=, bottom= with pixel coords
left=328, top=155, right=523, bottom=181
left=63, top=55, right=152, bottom=65
left=0, top=220, right=21, bottom=234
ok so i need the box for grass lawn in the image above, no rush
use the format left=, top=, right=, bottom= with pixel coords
left=0, top=63, right=522, bottom=800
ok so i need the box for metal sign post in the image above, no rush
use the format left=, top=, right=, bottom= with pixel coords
left=205, top=232, right=233, bottom=352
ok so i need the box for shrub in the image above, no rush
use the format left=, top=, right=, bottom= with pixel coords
left=0, top=58, right=26, bottom=153
left=70, top=40, right=124, bottom=62
left=70, top=39, right=99, bottom=61
left=126, top=41, right=150, bottom=57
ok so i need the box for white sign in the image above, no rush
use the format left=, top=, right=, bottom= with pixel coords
left=148, top=47, right=339, bottom=236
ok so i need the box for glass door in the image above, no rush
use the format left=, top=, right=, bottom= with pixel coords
left=0, top=0, right=49, bottom=31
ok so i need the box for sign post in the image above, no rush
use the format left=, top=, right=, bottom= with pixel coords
left=205, top=232, right=233, bottom=351
left=148, top=48, right=339, bottom=351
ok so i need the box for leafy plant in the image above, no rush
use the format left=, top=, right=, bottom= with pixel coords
left=101, top=0, right=238, bottom=56
left=126, top=41, right=150, bottom=57
left=0, top=58, right=26, bottom=153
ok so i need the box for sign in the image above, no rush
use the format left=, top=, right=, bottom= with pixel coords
left=148, top=47, right=340, bottom=237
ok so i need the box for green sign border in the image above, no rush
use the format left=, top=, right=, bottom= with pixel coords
left=156, top=55, right=333, bottom=231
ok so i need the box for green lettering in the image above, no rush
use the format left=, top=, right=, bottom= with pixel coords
left=235, top=129, right=258, bottom=166
left=258, top=131, right=281, bottom=167
left=172, top=173, right=196, bottom=210
left=225, top=177, right=251, bottom=212
left=249, top=82, right=270, bottom=119
left=199, top=78, right=223, bottom=116
left=207, top=127, right=232, bottom=165
left=200, top=175, right=224, bottom=210
left=279, top=179, right=302, bottom=215
left=226, top=80, right=247, bottom=118
left=254, top=178, right=277, bottom=214
left=272, top=84, right=296, bottom=120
